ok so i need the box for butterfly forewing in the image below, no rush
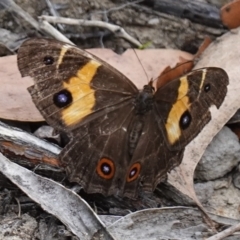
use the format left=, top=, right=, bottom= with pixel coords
left=18, top=38, right=138, bottom=132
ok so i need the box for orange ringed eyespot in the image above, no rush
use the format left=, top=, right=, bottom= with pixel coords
left=96, top=158, right=115, bottom=180
left=127, top=163, right=141, bottom=182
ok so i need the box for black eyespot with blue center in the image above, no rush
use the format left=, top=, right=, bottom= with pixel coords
left=43, top=56, right=54, bottom=65
left=53, top=89, right=72, bottom=108
left=180, top=110, right=192, bottom=130
left=204, top=83, right=211, bottom=92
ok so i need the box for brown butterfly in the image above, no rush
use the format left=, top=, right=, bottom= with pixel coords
left=17, top=38, right=229, bottom=198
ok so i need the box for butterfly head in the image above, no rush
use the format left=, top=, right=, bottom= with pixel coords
left=134, top=84, right=154, bottom=115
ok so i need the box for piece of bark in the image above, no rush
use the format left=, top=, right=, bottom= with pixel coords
left=0, top=121, right=63, bottom=187
left=143, top=0, right=224, bottom=28
left=221, top=0, right=240, bottom=29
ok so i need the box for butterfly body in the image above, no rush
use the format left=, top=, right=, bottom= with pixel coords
left=17, top=38, right=229, bottom=198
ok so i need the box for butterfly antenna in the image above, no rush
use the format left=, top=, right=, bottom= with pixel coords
left=133, top=49, right=149, bottom=83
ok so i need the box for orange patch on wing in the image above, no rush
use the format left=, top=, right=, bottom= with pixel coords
left=61, top=60, right=101, bottom=126
left=96, top=158, right=115, bottom=180
left=165, top=76, right=189, bottom=144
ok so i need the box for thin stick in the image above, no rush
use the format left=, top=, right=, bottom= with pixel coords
left=44, top=0, right=65, bottom=31
left=206, top=223, right=240, bottom=240
left=14, top=197, right=21, bottom=217
left=39, top=20, right=74, bottom=44
left=39, top=15, right=142, bottom=47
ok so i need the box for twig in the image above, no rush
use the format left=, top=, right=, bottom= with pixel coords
left=206, top=223, right=240, bottom=240
left=44, top=0, right=65, bottom=31
left=39, top=20, right=74, bottom=44
left=39, top=15, right=142, bottom=47
left=14, top=197, right=21, bottom=217
left=65, top=31, right=112, bottom=41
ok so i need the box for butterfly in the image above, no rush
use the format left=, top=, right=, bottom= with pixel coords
left=17, top=38, right=229, bottom=198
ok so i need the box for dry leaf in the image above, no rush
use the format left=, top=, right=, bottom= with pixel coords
left=156, top=36, right=211, bottom=89
left=157, top=60, right=194, bottom=89
left=194, top=36, right=212, bottom=59
left=221, top=0, right=240, bottom=29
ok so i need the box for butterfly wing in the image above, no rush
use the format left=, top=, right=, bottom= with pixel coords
left=61, top=106, right=183, bottom=198
left=154, top=68, right=229, bottom=151
left=61, top=103, right=137, bottom=197
left=18, top=38, right=138, bottom=132
left=124, top=110, right=184, bottom=196
left=123, top=67, right=229, bottom=196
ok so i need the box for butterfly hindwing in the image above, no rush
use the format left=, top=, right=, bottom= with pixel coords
left=61, top=103, right=136, bottom=197
left=61, top=105, right=183, bottom=198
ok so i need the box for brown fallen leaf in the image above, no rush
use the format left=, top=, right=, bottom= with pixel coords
left=0, top=48, right=193, bottom=122
left=221, top=0, right=240, bottom=29
left=194, top=36, right=212, bottom=59
left=156, top=60, right=194, bottom=89
left=156, top=36, right=211, bottom=89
